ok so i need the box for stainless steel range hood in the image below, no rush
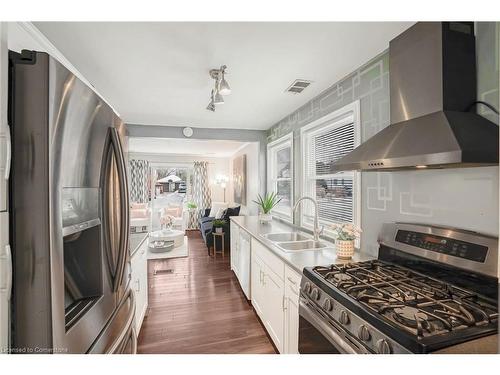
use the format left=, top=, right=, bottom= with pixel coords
left=331, top=22, right=499, bottom=172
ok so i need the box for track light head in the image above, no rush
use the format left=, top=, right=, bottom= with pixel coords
left=218, top=75, right=231, bottom=96
left=206, top=102, right=215, bottom=112
left=214, top=90, right=224, bottom=105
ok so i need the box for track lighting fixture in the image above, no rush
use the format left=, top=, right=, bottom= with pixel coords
left=206, top=90, right=215, bottom=112
left=206, top=65, right=231, bottom=112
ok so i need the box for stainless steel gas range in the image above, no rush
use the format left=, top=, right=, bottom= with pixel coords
left=298, top=223, right=498, bottom=354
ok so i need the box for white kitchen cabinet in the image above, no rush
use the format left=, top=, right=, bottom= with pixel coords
left=250, top=238, right=285, bottom=353
left=131, top=239, right=148, bottom=335
left=250, top=253, right=265, bottom=318
left=0, top=212, right=10, bottom=354
left=284, top=265, right=301, bottom=354
left=230, top=221, right=240, bottom=276
left=261, top=263, right=285, bottom=353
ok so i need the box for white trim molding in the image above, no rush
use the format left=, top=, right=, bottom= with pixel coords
left=267, top=132, right=294, bottom=222
left=299, top=100, right=362, bottom=239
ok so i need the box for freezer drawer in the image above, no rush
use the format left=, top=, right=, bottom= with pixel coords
left=88, top=289, right=136, bottom=354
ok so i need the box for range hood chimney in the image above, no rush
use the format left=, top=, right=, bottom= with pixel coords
left=331, top=22, right=499, bottom=172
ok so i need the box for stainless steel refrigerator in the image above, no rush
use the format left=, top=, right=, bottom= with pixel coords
left=8, top=50, right=136, bottom=354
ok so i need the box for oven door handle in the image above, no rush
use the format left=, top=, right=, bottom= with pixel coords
left=299, top=298, right=368, bottom=354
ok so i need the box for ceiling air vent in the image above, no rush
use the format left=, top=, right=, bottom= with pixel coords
left=286, top=79, right=312, bottom=94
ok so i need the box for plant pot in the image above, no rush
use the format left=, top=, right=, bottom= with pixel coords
left=215, top=227, right=223, bottom=233
left=259, top=213, right=272, bottom=223
left=336, top=240, right=355, bottom=259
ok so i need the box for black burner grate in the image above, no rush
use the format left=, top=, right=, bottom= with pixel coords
left=313, top=261, right=498, bottom=339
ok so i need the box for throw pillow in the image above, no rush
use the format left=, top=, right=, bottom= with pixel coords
left=209, top=202, right=228, bottom=218
left=223, top=206, right=241, bottom=220
left=215, top=208, right=226, bottom=219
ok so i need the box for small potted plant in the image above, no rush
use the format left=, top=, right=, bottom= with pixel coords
left=252, top=192, right=282, bottom=223
left=330, top=223, right=362, bottom=260
left=213, top=219, right=227, bottom=233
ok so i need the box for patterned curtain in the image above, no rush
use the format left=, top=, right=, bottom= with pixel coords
left=129, top=159, right=150, bottom=203
left=188, top=161, right=212, bottom=229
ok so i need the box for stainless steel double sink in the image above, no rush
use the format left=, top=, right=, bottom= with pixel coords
left=261, top=232, right=331, bottom=252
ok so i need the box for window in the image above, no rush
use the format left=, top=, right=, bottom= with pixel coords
left=267, top=133, right=293, bottom=220
left=300, top=102, right=361, bottom=233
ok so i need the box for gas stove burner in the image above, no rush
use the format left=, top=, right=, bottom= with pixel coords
left=394, top=306, right=428, bottom=323
left=333, top=273, right=352, bottom=282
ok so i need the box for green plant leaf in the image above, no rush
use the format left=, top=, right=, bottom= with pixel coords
left=252, top=192, right=282, bottom=214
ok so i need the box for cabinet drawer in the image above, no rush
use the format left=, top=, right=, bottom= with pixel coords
left=285, top=265, right=301, bottom=297
left=251, top=238, right=284, bottom=281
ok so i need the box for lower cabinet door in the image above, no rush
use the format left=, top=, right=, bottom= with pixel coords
left=131, top=242, right=148, bottom=334
left=262, top=268, right=284, bottom=353
left=250, top=255, right=265, bottom=319
left=284, top=292, right=299, bottom=354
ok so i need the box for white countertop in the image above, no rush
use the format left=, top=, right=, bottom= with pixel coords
left=129, top=231, right=148, bottom=257
left=230, top=215, right=374, bottom=274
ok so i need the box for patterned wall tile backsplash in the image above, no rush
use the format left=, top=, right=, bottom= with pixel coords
left=267, top=22, right=499, bottom=256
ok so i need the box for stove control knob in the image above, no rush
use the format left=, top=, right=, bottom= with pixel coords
left=304, top=282, right=312, bottom=294
left=323, top=298, right=333, bottom=311
left=311, top=288, right=321, bottom=300
left=358, top=325, right=371, bottom=341
left=376, top=339, right=392, bottom=354
left=339, top=310, right=350, bottom=325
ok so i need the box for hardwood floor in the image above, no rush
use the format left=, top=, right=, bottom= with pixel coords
left=137, top=230, right=276, bottom=354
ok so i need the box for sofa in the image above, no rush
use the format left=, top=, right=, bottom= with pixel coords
left=199, top=205, right=241, bottom=253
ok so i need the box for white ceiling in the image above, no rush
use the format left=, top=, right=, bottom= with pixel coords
left=33, top=22, right=413, bottom=130
left=129, top=137, right=248, bottom=157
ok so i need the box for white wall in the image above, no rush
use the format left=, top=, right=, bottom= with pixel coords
left=129, top=152, right=231, bottom=204
left=229, top=142, right=260, bottom=216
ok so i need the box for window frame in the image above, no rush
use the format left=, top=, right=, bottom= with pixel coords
left=299, top=101, right=361, bottom=239
left=267, top=132, right=294, bottom=222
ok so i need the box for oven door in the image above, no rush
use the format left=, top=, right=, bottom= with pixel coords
left=298, top=297, right=369, bottom=354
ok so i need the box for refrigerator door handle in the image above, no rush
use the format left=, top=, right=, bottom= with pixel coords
left=131, top=327, right=137, bottom=354
left=2, top=124, right=11, bottom=180
left=107, top=290, right=135, bottom=354
left=0, top=244, right=12, bottom=298
left=110, top=128, right=129, bottom=292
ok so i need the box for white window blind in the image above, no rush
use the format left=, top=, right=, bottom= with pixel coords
left=267, top=133, right=293, bottom=219
left=301, top=102, right=360, bottom=231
